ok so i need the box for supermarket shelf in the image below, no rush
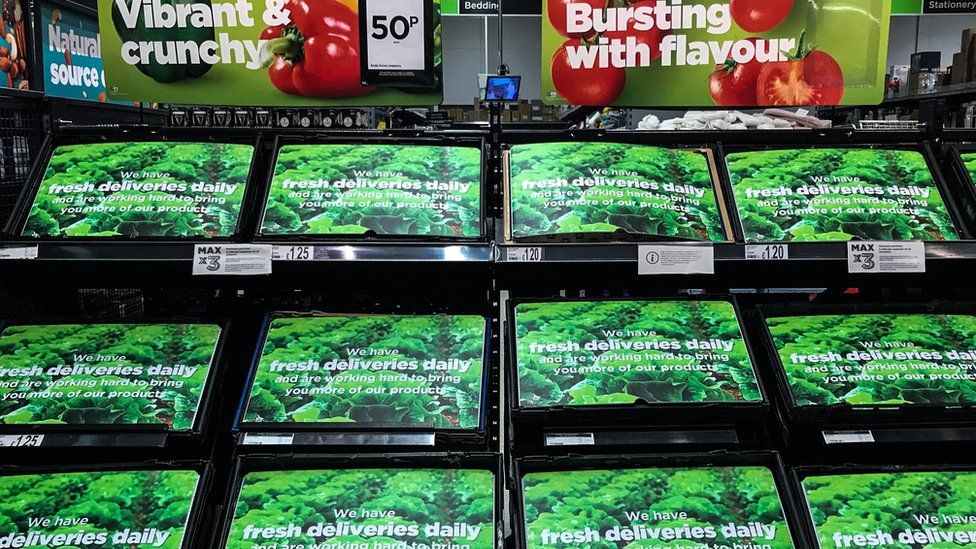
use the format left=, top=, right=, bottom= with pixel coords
left=0, top=240, right=494, bottom=294
left=6, top=240, right=976, bottom=290
left=499, top=127, right=932, bottom=146
left=494, top=240, right=976, bottom=289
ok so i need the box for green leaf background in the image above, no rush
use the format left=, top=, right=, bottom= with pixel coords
left=767, top=313, right=976, bottom=407
left=803, top=471, right=976, bottom=549
left=262, top=144, right=482, bottom=237
left=0, top=469, right=199, bottom=548
left=225, top=468, right=494, bottom=549
left=523, top=466, right=793, bottom=549
left=515, top=300, right=761, bottom=407
left=0, top=323, right=219, bottom=430
left=509, top=142, right=726, bottom=241
left=727, top=148, right=959, bottom=243
left=24, top=142, right=253, bottom=238
left=242, top=315, right=486, bottom=429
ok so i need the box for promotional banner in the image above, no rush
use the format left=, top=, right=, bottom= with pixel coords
left=515, top=300, right=761, bottom=408
left=767, top=313, right=976, bottom=408
left=225, top=468, right=495, bottom=548
left=0, top=469, right=200, bottom=548
left=1, top=0, right=31, bottom=90
left=0, top=323, right=219, bottom=429
left=242, top=315, right=486, bottom=428
left=541, top=0, right=890, bottom=106
left=261, top=144, right=481, bottom=237
left=803, top=472, right=976, bottom=547
left=508, top=143, right=727, bottom=241
left=727, top=148, right=959, bottom=243
left=41, top=4, right=108, bottom=101
left=522, top=466, right=793, bottom=548
left=23, top=142, right=254, bottom=238
left=97, top=0, right=443, bottom=105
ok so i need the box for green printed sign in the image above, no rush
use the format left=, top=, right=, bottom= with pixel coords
left=727, top=148, right=959, bottom=243
left=522, top=466, right=793, bottom=548
left=541, top=0, right=890, bottom=106
left=261, top=144, right=482, bottom=237
left=0, top=469, right=200, bottom=548
left=508, top=143, right=726, bottom=241
left=242, top=315, right=486, bottom=429
left=0, top=323, right=219, bottom=430
left=225, top=468, right=495, bottom=548
left=803, top=471, right=976, bottom=547
left=767, top=313, right=976, bottom=408
left=515, top=300, right=760, bottom=408
left=24, top=142, right=253, bottom=238
left=961, top=152, right=976, bottom=185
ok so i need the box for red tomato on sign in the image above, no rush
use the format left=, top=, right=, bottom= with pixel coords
left=730, top=0, right=794, bottom=33
left=756, top=50, right=845, bottom=106
left=551, top=40, right=626, bottom=105
left=709, top=38, right=764, bottom=106
left=547, top=0, right=604, bottom=39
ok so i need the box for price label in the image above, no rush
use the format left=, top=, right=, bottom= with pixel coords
left=638, top=244, right=714, bottom=275
left=0, top=434, right=44, bottom=447
left=506, top=246, right=543, bottom=262
left=272, top=245, right=314, bottom=261
left=192, top=244, right=273, bottom=276
left=823, top=430, right=875, bottom=445
left=744, top=244, right=788, bottom=260
left=546, top=433, right=595, bottom=447
left=242, top=433, right=295, bottom=446
left=0, top=246, right=38, bottom=260
left=364, top=0, right=426, bottom=71
left=847, top=241, right=925, bottom=273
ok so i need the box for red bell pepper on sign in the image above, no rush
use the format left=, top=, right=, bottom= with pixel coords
left=262, top=0, right=372, bottom=98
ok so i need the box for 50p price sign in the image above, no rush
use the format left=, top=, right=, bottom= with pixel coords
left=359, top=0, right=436, bottom=87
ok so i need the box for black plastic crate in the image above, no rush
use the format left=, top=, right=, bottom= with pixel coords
left=0, top=95, right=43, bottom=229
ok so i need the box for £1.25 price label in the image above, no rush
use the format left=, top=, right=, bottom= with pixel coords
left=0, top=434, right=44, bottom=447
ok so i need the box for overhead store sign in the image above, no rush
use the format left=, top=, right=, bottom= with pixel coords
left=442, top=0, right=539, bottom=15
left=96, top=0, right=443, bottom=105
left=541, top=0, right=891, bottom=106
left=894, top=0, right=976, bottom=13
left=922, top=0, right=976, bottom=13
left=40, top=3, right=109, bottom=101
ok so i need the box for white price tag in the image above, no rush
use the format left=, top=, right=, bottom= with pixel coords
left=546, top=433, right=595, bottom=447
left=847, top=241, right=925, bottom=273
left=744, top=244, right=788, bottom=260
left=823, top=430, right=875, bottom=445
left=506, top=246, right=543, bottom=262
left=192, top=244, right=272, bottom=276
left=638, top=244, right=714, bottom=275
left=0, top=434, right=44, bottom=447
left=242, top=433, right=295, bottom=446
left=272, top=245, right=314, bottom=261
left=365, top=0, right=426, bottom=70
left=0, top=246, right=38, bottom=260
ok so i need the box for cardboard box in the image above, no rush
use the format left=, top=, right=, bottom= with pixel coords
left=963, top=27, right=976, bottom=52
left=952, top=52, right=970, bottom=84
